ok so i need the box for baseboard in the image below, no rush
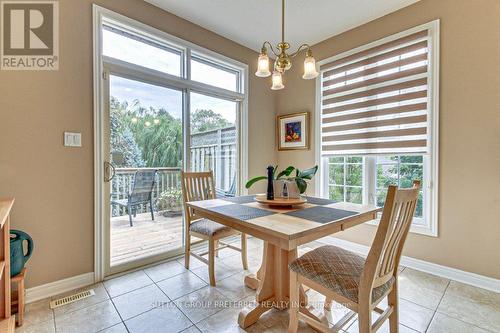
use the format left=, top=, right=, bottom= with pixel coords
left=320, top=237, right=500, bottom=293
left=26, top=272, right=95, bottom=304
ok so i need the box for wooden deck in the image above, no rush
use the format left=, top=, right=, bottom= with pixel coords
left=110, top=212, right=183, bottom=267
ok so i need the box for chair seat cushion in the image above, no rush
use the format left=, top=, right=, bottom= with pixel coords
left=289, top=245, right=394, bottom=304
left=189, top=219, right=233, bottom=236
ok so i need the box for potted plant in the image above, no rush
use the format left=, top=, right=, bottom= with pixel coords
left=156, top=188, right=183, bottom=217
left=245, top=165, right=318, bottom=197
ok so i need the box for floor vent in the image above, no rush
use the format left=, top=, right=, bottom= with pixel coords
left=49, top=289, right=95, bottom=309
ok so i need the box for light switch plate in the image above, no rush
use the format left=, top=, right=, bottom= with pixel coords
left=64, top=132, right=82, bottom=147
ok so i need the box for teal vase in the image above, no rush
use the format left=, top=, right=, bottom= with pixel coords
left=10, top=230, right=33, bottom=277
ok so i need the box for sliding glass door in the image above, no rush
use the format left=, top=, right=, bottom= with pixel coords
left=104, top=74, right=185, bottom=274
left=97, top=12, right=247, bottom=277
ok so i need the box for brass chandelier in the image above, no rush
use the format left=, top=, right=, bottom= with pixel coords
left=255, top=0, right=319, bottom=90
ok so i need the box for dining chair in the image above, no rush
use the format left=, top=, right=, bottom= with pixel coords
left=180, top=171, right=248, bottom=286
left=288, top=181, right=420, bottom=333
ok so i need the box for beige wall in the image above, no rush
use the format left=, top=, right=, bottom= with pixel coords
left=276, top=0, right=500, bottom=279
left=1, top=0, right=498, bottom=289
left=0, top=0, right=277, bottom=288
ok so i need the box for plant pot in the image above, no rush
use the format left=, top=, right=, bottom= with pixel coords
left=273, top=179, right=301, bottom=199
left=162, top=209, right=183, bottom=217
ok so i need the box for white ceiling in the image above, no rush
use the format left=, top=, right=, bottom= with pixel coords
left=145, top=0, right=419, bottom=52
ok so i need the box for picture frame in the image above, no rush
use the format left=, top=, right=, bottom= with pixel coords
left=277, top=112, right=310, bottom=151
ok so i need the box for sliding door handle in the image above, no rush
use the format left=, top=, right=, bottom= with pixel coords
left=104, top=161, right=116, bottom=182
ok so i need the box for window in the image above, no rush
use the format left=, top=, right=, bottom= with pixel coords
left=190, top=92, right=238, bottom=192
left=317, top=21, right=439, bottom=236
left=190, top=56, right=239, bottom=92
left=328, top=157, right=363, bottom=204
left=102, top=25, right=182, bottom=76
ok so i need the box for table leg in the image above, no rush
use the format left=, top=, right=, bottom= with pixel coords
left=239, top=242, right=308, bottom=328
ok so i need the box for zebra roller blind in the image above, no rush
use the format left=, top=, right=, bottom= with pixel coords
left=320, top=29, right=433, bottom=156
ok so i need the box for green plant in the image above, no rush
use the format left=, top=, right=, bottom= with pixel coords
left=156, top=188, right=183, bottom=212
left=245, top=165, right=318, bottom=194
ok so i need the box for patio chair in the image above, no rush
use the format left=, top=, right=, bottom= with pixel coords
left=181, top=171, right=248, bottom=286
left=288, top=181, right=420, bottom=333
left=111, top=169, right=158, bottom=227
left=215, top=174, right=237, bottom=198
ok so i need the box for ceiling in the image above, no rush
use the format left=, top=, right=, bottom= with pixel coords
left=145, top=0, right=420, bottom=52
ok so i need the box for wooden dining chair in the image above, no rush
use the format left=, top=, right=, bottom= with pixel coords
left=180, top=171, right=248, bottom=286
left=288, top=181, right=420, bottom=333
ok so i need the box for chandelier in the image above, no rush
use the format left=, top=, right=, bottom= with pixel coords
left=255, top=0, right=319, bottom=90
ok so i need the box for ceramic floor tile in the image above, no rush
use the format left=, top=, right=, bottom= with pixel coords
left=125, top=304, right=192, bottom=333
left=398, top=268, right=449, bottom=310
left=221, top=251, right=261, bottom=272
left=437, top=280, right=500, bottom=332
left=52, top=283, right=109, bottom=316
left=16, top=319, right=55, bottom=333
left=157, top=271, right=207, bottom=300
left=190, top=260, right=240, bottom=284
left=144, top=259, right=188, bottom=282
left=181, top=326, right=202, bottom=333
left=214, top=272, right=255, bottom=300
left=177, top=253, right=205, bottom=270
left=55, top=300, right=121, bottom=333
left=104, top=270, right=153, bottom=297
left=343, top=298, right=432, bottom=333
left=112, top=284, right=169, bottom=320
left=195, top=300, right=262, bottom=333
left=175, top=286, right=230, bottom=323
left=99, top=323, right=129, bottom=333
left=427, top=312, right=490, bottom=333
left=253, top=307, right=318, bottom=333
left=345, top=320, right=417, bottom=333
left=23, top=298, right=54, bottom=326
left=398, top=298, right=434, bottom=332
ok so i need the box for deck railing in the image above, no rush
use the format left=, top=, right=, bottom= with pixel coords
left=111, top=126, right=237, bottom=217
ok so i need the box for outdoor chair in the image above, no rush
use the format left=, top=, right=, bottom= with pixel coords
left=288, top=181, right=420, bottom=333
left=215, top=174, right=237, bottom=198
left=111, top=169, right=158, bottom=227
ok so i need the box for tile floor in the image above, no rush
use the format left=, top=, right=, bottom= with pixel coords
left=18, top=237, right=499, bottom=333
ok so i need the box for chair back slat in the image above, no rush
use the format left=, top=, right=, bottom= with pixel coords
left=360, top=181, right=420, bottom=297
left=129, top=170, right=158, bottom=204
left=180, top=171, right=216, bottom=222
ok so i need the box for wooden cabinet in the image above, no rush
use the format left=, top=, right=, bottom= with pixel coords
left=0, top=199, right=15, bottom=332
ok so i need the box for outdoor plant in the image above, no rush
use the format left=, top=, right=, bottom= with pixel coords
left=245, top=165, right=318, bottom=194
left=156, top=188, right=183, bottom=216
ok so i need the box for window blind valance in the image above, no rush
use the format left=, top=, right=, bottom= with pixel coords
left=320, top=30, right=431, bottom=156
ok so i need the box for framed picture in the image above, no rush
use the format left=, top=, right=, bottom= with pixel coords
left=277, top=112, right=309, bottom=151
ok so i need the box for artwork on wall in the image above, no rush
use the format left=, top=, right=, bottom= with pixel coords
left=277, top=112, right=309, bottom=151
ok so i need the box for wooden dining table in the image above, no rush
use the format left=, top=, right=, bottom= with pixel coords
left=187, top=194, right=381, bottom=329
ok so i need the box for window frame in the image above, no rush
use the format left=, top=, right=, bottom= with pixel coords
left=315, top=20, right=439, bottom=237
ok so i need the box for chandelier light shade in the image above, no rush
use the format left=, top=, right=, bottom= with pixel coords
left=271, top=71, right=285, bottom=90
left=255, top=0, right=318, bottom=90
left=302, top=50, right=319, bottom=80
left=255, top=50, right=271, bottom=77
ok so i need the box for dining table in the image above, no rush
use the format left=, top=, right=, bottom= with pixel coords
left=186, top=194, right=381, bottom=329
